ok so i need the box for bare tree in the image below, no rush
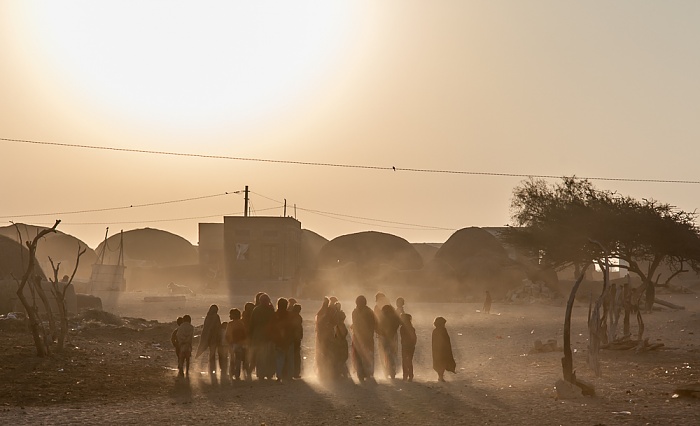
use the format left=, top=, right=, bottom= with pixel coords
left=48, top=245, right=87, bottom=351
left=14, top=220, right=60, bottom=357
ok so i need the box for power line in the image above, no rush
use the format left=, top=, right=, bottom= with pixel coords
left=251, top=191, right=455, bottom=231
left=0, top=190, right=242, bottom=219
left=28, top=206, right=283, bottom=226
left=4, top=136, right=699, bottom=184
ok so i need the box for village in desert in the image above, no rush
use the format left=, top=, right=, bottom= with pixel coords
left=1, top=179, right=699, bottom=425
left=3, top=2, right=700, bottom=425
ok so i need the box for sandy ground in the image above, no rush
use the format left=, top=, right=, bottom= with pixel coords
left=1, top=291, right=699, bottom=425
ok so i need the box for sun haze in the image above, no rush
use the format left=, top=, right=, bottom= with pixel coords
left=2, top=1, right=700, bottom=247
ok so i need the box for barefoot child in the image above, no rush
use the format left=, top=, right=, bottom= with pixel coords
left=399, top=313, right=416, bottom=381
left=431, top=316, right=456, bottom=382
left=171, top=316, right=183, bottom=362
left=177, top=315, right=194, bottom=377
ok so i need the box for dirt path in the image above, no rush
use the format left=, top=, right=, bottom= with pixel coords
left=2, top=294, right=699, bottom=425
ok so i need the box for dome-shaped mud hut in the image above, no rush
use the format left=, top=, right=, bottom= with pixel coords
left=0, top=224, right=96, bottom=282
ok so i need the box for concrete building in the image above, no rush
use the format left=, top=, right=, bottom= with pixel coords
left=223, top=216, right=302, bottom=297
left=198, top=223, right=225, bottom=287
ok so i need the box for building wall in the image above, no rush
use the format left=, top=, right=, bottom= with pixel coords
left=223, top=216, right=301, bottom=296
left=198, top=223, right=225, bottom=287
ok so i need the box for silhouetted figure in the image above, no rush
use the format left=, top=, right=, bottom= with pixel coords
left=196, top=304, right=222, bottom=376
left=432, top=316, right=456, bottom=382
left=176, top=315, right=194, bottom=377
left=290, top=304, right=304, bottom=379
left=395, top=297, right=405, bottom=371
left=400, top=313, right=416, bottom=382
left=352, top=295, right=376, bottom=382
left=272, top=298, right=294, bottom=382
left=226, top=308, right=247, bottom=380
left=242, top=302, right=255, bottom=377
left=315, top=297, right=333, bottom=380
left=377, top=304, right=401, bottom=379
left=171, top=316, right=183, bottom=362
left=331, top=302, right=350, bottom=379
left=251, top=294, right=275, bottom=380
left=483, top=291, right=492, bottom=314
left=217, top=322, right=229, bottom=380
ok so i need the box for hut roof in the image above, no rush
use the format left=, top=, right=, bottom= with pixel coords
left=95, top=228, right=197, bottom=267
left=435, top=227, right=509, bottom=270
left=0, top=224, right=96, bottom=280
left=0, top=234, right=46, bottom=280
left=300, top=229, right=329, bottom=270
left=317, top=231, right=423, bottom=270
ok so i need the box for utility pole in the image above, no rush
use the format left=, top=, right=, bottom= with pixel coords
left=244, top=185, right=249, bottom=217
left=284, top=199, right=287, bottom=217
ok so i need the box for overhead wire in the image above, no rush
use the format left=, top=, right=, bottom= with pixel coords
left=251, top=191, right=455, bottom=231
left=3, top=136, right=700, bottom=184
left=0, top=191, right=243, bottom=219
left=30, top=206, right=284, bottom=226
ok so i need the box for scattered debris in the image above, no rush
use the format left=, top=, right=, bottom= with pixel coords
left=505, top=280, right=560, bottom=304
left=602, top=337, right=664, bottom=352
left=530, top=339, right=561, bottom=354
left=673, top=383, right=700, bottom=399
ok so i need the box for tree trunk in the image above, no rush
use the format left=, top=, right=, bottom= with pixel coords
left=32, top=277, right=57, bottom=343
left=13, top=220, right=60, bottom=357
left=562, top=264, right=589, bottom=384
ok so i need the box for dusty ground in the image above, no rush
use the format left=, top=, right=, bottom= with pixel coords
left=1, top=291, right=699, bottom=425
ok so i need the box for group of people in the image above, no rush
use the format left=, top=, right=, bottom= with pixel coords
left=346, top=292, right=456, bottom=383
left=170, top=291, right=457, bottom=383
left=171, top=292, right=303, bottom=382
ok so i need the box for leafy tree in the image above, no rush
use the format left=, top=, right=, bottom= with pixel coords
left=505, top=177, right=700, bottom=309
left=506, top=177, right=700, bottom=381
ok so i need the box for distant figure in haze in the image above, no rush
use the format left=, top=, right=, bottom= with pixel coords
left=399, top=313, right=417, bottom=382
left=396, top=297, right=405, bottom=315
left=171, top=316, right=183, bottom=362
left=377, top=304, right=402, bottom=379
left=483, top=291, right=492, bottom=315
left=251, top=293, right=276, bottom=380
left=226, top=308, right=247, bottom=380
left=176, top=315, right=194, bottom=377
left=432, top=316, right=456, bottom=382
left=196, top=304, right=222, bottom=376
left=271, top=297, right=294, bottom=382
left=288, top=298, right=298, bottom=311
left=352, top=295, right=376, bottom=382
left=290, top=304, right=304, bottom=379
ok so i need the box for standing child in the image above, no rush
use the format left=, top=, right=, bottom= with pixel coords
left=399, top=313, right=417, bottom=382
left=431, top=316, right=456, bottom=382
left=171, top=316, right=183, bottom=363
left=176, top=315, right=195, bottom=377
left=226, top=309, right=247, bottom=380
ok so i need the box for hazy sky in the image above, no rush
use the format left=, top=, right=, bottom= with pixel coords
left=2, top=1, right=700, bottom=249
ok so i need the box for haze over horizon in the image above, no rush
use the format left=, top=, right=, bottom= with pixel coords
left=3, top=1, right=700, bottom=249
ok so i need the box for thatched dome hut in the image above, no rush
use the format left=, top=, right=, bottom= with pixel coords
left=0, top=234, right=46, bottom=280
left=95, top=227, right=197, bottom=268
left=434, top=227, right=527, bottom=298
left=300, top=229, right=328, bottom=272
left=317, top=231, right=423, bottom=270
left=0, top=224, right=95, bottom=281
